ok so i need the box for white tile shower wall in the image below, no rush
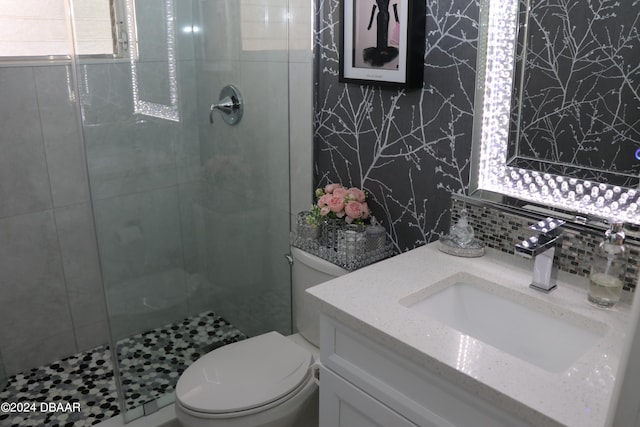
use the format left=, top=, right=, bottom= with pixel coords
left=0, top=65, right=108, bottom=375
left=240, top=0, right=289, bottom=51
left=289, top=0, right=314, bottom=222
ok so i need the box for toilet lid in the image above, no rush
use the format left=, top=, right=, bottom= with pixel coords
left=176, top=331, right=313, bottom=414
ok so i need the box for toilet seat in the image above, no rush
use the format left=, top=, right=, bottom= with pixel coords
left=176, top=331, right=313, bottom=416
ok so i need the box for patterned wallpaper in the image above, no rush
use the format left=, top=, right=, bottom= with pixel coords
left=313, top=0, right=479, bottom=252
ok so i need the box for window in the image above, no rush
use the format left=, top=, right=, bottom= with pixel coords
left=0, top=0, right=127, bottom=58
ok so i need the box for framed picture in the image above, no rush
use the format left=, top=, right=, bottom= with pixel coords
left=339, top=0, right=425, bottom=88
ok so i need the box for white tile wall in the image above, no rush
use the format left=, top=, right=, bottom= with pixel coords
left=0, top=65, right=108, bottom=375
left=240, top=1, right=289, bottom=51
left=288, top=0, right=314, bottom=221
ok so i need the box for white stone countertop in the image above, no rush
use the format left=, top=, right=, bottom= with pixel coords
left=307, top=242, right=632, bottom=427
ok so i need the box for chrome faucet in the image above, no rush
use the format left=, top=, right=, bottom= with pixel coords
left=515, top=217, right=565, bottom=293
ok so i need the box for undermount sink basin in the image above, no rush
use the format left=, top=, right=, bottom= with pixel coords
left=401, top=273, right=607, bottom=372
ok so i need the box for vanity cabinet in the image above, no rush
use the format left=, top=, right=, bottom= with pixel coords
left=318, top=315, right=531, bottom=427
left=320, top=367, right=418, bottom=427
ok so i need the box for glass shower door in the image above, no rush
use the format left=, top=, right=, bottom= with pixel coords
left=73, top=0, right=291, bottom=421
left=0, top=351, right=6, bottom=391
left=190, top=0, right=292, bottom=339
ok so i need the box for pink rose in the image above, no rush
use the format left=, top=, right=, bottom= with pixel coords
left=345, top=201, right=363, bottom=220
left=325, top=183, right=342, bottom=194
left=317, top=194, right=331, bottom=208
left=347, top=187, right=366, bottom=202
left=333, top=187, right=348, bottom=198
left=328, top=195, right=345, bottom=213
left=320, top=206, right=330, bottom=216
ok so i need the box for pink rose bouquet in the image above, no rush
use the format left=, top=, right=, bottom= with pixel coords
left=313, top=183, right=370, bottom=224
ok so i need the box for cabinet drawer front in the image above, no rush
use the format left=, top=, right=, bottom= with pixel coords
left=320, top=367, right=419, bottom=427
left=320, top=315, right=531, bottom=427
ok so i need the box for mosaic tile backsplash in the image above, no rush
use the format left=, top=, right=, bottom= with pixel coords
left=451, top=197, right=639, bottom=292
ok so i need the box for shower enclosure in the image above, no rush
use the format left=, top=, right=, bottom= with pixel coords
left=75, top=0, right=293, bottom=421
left=0, top=352, right=6, bottom=391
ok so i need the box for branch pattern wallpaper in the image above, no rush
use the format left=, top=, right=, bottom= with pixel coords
left=313, top=0, right=479, bottom=252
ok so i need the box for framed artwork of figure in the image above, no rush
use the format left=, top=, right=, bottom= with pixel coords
left=339, top=0, right=425, bottom=88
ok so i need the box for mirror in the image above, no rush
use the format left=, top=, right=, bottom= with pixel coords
left=470, top=0, right=640, bottom=224
left=508, top=0, right=640, bottom=188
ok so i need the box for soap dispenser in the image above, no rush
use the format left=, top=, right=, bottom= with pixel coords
left=588, top=221, right=627, bottom=307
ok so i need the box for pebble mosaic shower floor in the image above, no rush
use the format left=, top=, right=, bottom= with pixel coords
left=0, top=311, right=245, bottom=427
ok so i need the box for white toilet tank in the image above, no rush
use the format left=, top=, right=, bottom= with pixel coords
left=291, top=247, right=348, bottom=346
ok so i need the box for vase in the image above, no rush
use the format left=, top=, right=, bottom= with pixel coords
left=296, top=211, right=320, bottom=240
left=337, top=224, right=366, bottom=268
left=365, top=223, right=387, bottom=253
left=320, top=218, right=345, bottom=249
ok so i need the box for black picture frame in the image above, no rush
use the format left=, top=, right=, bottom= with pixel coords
left=339, top=0, right=425, bottom=88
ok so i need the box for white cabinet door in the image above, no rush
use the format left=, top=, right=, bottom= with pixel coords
left=320, top=367, right=418, bottom=427
left=320, top=315, right=531, bottom=427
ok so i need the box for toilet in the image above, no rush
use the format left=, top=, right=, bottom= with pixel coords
left=175, top=247, right=348, bottom=427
